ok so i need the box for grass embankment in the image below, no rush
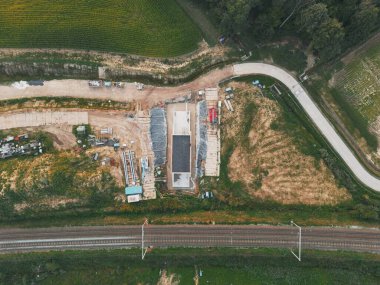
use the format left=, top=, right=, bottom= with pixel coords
left=208, top=76, right=380, bottom=222
left=0, top=0, right=201, bottom=57
left=0, top=248, right=379, bottom=284
left=175, top=0, right=220, bottom=45
left=249, top=44, right=307, bottom=74
left=0, top=97, right=133, bottom=112
left=272, top=77, right=380, bottom=221
left=213, top=80, right=348, bottom=205
left=306, top=36, right=380, bottom=154
left=333, top=43, right=380, bottom=123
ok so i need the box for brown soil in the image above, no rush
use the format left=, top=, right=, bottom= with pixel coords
left=14, top=198, right=80, bottom=213
left=43, top=125, right=77, bottom=150
left=85, top=147, right=124, bottom=187
left=0, top=66, right=233, bottom=109
left=0, top=109, right=154, bottom=196
left=223, top=82, right=350, bottom=205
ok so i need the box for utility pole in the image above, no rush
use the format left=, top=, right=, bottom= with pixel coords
left=141, top=218, right=148, bottom=260
left=290, top=220, right=302, bottom=261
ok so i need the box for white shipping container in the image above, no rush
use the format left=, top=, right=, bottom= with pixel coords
left=127, top=194, right=142, bottom=203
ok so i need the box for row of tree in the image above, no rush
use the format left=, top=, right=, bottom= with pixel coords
left=203, top=0, right=380, bottom=60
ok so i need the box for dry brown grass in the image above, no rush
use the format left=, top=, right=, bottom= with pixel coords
left=222, top=82, right=351, bottom=205
left=157, top=270, right=179, bottom=285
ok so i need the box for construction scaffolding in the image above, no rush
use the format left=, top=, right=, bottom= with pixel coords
left=136, top=112, right=156, bottom=200
left=204, top=88, right=221, bottom=177
left=121, top=150, right=142, bottom=203
left=121, top=150, right=139, bottom=187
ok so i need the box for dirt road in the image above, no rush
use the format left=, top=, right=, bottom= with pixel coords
left=0, top=67, right=233, bottom=108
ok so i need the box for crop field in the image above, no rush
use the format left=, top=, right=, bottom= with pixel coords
left=0, top=0, right=202, bottom=57
left=332, top=43, right=380, bottom=123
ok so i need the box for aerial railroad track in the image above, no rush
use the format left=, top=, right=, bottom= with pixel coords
left=1, top=225, right=379, bottom=254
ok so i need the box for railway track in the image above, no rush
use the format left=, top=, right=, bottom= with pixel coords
left=1, top=225, right=379, bottom=254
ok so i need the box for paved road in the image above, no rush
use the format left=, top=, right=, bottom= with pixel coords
left=233, top=63, right=380, bottom=192
left=0, top=225, right=379, bottom=254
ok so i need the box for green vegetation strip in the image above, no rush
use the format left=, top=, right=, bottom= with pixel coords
left=0, top=97, right=132, bottom=111
left=220, top=75, right=380, bottom=221
left=0, top=0, right=201, bottom=57
left=0, top=248, right=379, bottom=284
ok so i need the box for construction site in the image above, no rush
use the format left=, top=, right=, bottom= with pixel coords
left=0, top=81, right=224, bottom=205
left=151, top=87, right=222, bottom=193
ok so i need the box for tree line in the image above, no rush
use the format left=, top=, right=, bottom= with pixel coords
left=201, top=0, right=380, bottom=60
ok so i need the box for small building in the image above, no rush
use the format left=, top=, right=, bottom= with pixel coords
left=172, top=111, right=191, bottom=189
left=76, top=125, right=86, bottom=135
left=28, top=80, right=44, bottom=86
left=125, top=185, right=143, bottom=196
left=127, top=194, right=142, bottom=203
left=104, top=81, right=112, bottom=88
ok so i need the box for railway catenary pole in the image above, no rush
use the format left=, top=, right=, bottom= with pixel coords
left=141, top=223, right=144, bottom=260
left=290, top=220, right=302, bottom=261
left=141, top=218, right=148, bottom=260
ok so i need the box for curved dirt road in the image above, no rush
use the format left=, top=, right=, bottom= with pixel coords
left=233, top=63, right=380, bottom=192
left=0, top=62, right=379, bottom=191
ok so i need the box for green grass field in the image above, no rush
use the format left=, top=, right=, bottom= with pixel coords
left=1, top=248, right=379, bottom=285
left=333, top=43, right=380, bottom=122
left=0, top=0, right=202, bottom=57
